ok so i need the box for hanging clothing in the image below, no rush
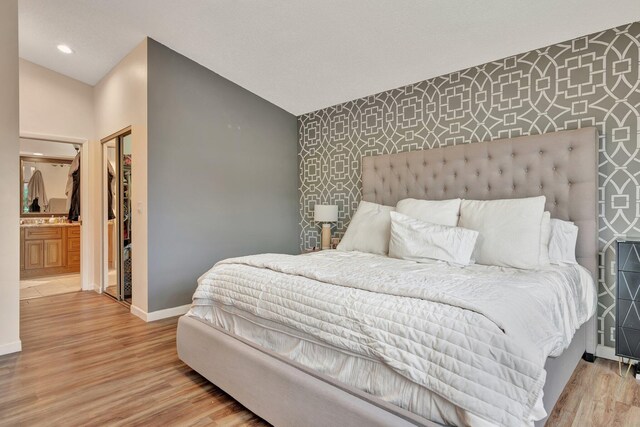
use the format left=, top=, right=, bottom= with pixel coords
left=68, top=164, right=81, bottom=221
left=27, top=170, right=48, bottom=212
left=65, top=152, right=81, bottom=211
left=107, top=161, right=116, bottom=220
left=30, top=198, right=41, bottom=213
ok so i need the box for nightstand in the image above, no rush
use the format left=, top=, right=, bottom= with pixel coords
left=616, top=240, right=640, bottom=361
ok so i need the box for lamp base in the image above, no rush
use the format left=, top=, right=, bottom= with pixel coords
left=321, top=223, right=331, bottom=250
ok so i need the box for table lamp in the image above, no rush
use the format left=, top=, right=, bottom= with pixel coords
left=314, top=204, right=338, bottom=250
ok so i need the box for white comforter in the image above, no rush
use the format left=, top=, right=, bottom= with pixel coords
left=189, top=251, right=595, bottom=426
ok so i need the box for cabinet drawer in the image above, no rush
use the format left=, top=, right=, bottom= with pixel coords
left=24, top=227, right=62, bottom=240
left=618, top=327, right=640, bottom=359
left=68, top=237, right=81, bottom=252
left=618, top=270, right=640, bottom=301
left=618, top=299, right=640, bottom=330
left=68, top=252, right=80, bottom=268
left=619, top=242, right=640, bottom=272
left=67, top=226, right=81, bottom=238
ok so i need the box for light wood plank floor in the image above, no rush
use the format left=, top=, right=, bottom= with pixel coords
left=1, top=291, right=640, bottom=427
left=547, top=356, right=640, bottom=426
left=0, top=292, right=268, bottom=426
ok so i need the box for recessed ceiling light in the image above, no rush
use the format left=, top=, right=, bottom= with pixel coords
left=32, top=152, right=43, bottom=156
left=57, top=44, right=74, bottom=54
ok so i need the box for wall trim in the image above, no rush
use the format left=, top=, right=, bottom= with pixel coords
left=130, top=304, right=191, bottom=322
left=20, top=131, right=87, bottom=145
left=596, top=344, right=617, bottom=361
left=0, top=340, right=22, bottom=356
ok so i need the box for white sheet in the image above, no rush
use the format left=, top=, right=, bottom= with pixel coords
left=189, top=251, right=595, bottom=426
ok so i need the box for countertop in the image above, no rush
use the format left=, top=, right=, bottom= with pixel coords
left=20, top=222, right=80, bottom=228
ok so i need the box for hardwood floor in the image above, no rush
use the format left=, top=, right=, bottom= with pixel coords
left=2, top=291, right=640, bottom=427
left=0, top=292, right=268, bottom=426
left=547, top=357, right=640, bottom=426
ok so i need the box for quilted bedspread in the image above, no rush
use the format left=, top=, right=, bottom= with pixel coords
left=189, top=251, right=595, bottom=426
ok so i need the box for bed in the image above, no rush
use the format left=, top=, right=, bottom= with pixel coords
left=177, top=127, right=599, bottom=426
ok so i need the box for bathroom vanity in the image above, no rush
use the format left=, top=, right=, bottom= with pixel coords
left=20, top=223, right=81, bottom=279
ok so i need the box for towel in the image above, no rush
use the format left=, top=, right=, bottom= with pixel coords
left=27, top=170, right=48, bottom=209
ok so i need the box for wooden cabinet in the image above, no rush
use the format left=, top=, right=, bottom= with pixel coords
left=67, top=237, right=81, bottom=252
left=25, top=240, right=44, bottom=270
left=68, top=234, right=80, bottom=269
left=25, top=227, right=62, bottom=240
left=20, top=228, right=25, bottom=271
left=44, top=240, right=64, bottom=268
left=20, top=225, right=81, bottom=279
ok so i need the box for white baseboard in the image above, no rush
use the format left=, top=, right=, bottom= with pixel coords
left=130, top=304, right=191, bottom=322
left=84, top=282, right=98, bottom=292
left=0, top=340, right=22, bottom=356
left=596, top=344, right=617, bottom=361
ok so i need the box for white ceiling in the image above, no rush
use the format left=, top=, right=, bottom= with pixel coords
left=19, top=0, right=640, bottom=115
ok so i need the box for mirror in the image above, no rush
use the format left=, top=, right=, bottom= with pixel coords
left=103, top=139, right=118, bottom=297
left=20, top=156, right=73, bottom=216
left=101, top=130, right=133, bottom=303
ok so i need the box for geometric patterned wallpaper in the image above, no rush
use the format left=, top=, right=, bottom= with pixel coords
left=298, top=22, right=640, bottom=348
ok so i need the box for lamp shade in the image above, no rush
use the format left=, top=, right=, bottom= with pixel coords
left=314, top=204, right=338, bottom=222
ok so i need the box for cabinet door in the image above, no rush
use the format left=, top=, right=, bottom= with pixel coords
left=25, top=240, right=44, bottom=270
left=44, top=239, right=64, bottom=268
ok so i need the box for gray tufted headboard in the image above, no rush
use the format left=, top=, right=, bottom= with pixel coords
left=362, top=127, right=598, bottom=279
left=362, top=128, right=598, bottom=354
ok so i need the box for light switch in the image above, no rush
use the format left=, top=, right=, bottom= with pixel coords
left=137, top=201, right=143, bottom=213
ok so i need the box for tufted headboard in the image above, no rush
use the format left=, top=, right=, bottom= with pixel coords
left=362, top=127, right=598, bottom=280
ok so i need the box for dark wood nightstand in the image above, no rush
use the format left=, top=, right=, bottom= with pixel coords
left=616, top=240, right=640, bottom=360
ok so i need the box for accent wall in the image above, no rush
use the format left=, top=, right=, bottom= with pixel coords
left=297, top=22, right=640, bottom=350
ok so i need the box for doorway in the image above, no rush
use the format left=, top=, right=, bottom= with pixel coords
left=18, top=137, right=85, bottom=300
left=101, top=128, right=133, bottom=304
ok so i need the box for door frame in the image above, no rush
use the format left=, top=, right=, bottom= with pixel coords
left=19, top=132, right=91, bottom=291
left=100, top=126, right=132, bottom=302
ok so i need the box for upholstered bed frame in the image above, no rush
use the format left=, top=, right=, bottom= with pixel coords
left=177, top=127, right=599, bottom=426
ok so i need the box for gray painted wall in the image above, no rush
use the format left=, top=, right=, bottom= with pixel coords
left=0, top=0, right=20, bottom=352
left=298, top=22, right=640, bottom=349
left=147, top=39, right=299, bottom=312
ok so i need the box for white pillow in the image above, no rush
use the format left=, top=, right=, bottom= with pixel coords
left=458, top=196, right=546, bottom=269
left=395, top=198, right=461, bottom=226
left=337, top=200, right=395, bottom=255
left=539, top=211, right=551, bottom=266
left=389, top=212, right=479, bottom=266
left=548, top=219, right=579, bottom=265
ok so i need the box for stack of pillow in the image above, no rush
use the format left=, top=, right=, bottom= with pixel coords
left=336, top=197, right=579, bottom=269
